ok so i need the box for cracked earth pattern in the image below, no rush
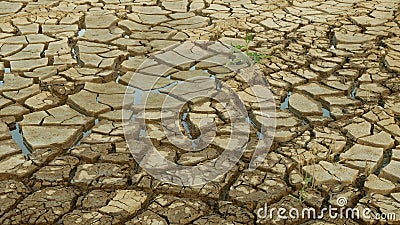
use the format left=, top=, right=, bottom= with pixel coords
left=0, top=0, right=400, bottom=224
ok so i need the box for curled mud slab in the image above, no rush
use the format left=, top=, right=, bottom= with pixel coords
left=0, top=0, right=400, bottom=224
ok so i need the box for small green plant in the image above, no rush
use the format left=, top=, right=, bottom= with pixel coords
left=247, top=52, right=268, bottom=64
left=233, top=32, right=254, bottom=55
left=299, top=176, right=313, bottom=202
left=232, top=32, right=273, bottom=64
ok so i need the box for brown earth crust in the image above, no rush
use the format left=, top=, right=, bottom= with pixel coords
left=0, top=0, right=400, bottom=224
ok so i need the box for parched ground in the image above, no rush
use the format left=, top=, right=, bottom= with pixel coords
left=0, top=0, right=400, bottom=224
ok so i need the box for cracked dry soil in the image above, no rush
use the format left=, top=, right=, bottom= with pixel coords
left=0, top=0, right=400, bottom=224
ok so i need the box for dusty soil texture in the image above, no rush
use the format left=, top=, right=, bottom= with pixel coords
left=1, top=0, right=400, bottom=224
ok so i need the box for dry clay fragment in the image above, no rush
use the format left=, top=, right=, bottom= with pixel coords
left=289, top=93, right=322, bottom=117
left=22, top=125, right=83, bottom=150
left=99, top=190, right=148, bottom=216
left=303, top=161, right=358, bottom=186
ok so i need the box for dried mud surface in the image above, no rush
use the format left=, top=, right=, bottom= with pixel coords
left=0, top=0, right=400, bottom=224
